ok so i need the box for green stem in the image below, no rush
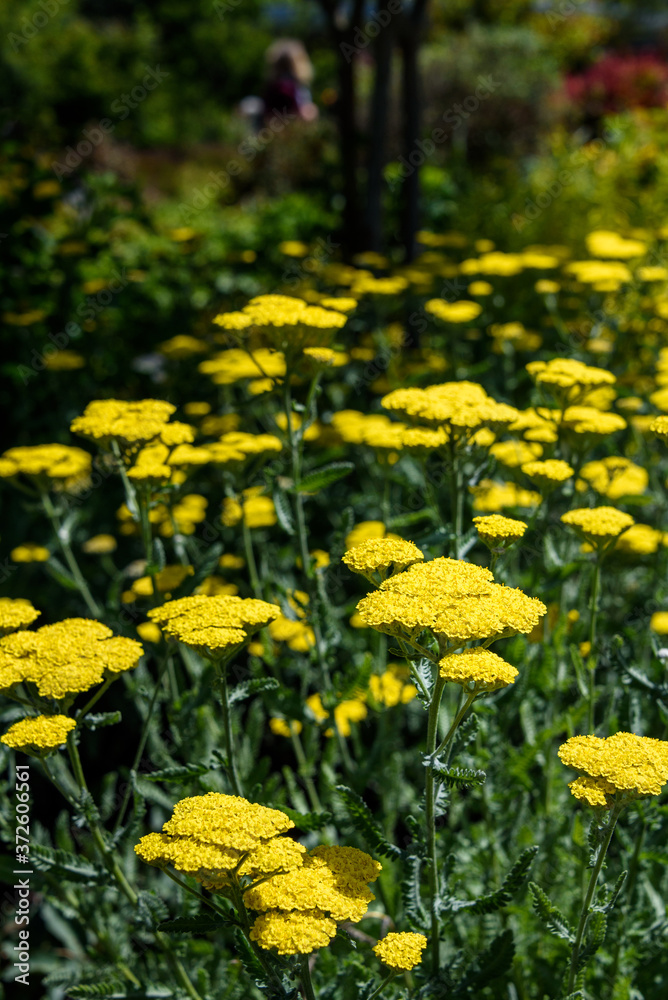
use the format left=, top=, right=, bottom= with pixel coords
left=300, top=954, right=318, bottom=1000
left=161, top=866, right=237, bottom=921
left=40, top=491, right=102, bottom=616
left=242, top=514, right=262, bottom=597
left=366, top=971, right=398, bottom=1000
left=425, top=674, right=447, bottom=975
left=229, top=877, right=284, bottom=988
left=290, top=727, right=322, bottom=812
left=113, top=656, right=169, bottom=833
left=587, top=556, right=601, bottom=733
left=449, top=441, right=461, bottom=560
left=432, top=688, right=477, bottom=760
left=66, top=733, right=203, bottom=1000
left=218, top=661, right=243, bottom=796
left=76, top=676, right=114, bottom=721
left=567, top=804, right=623, bottom=994
left=137, top=489, right=160, bottom=604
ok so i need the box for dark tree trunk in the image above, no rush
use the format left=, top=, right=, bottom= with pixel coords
left=364, top=23, right=394, bottom=252
left=336, top=34, right=362, bottom=256
left=399, top=0, right=430, bottom=262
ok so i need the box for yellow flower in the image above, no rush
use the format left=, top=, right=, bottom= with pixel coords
left=439, top=648, right=518, bottom=692
left=425, top=299, right=482, bottom=323
left=137, top=622, right=162, bottom=644
left=489, top=440, right=543, bottom=468
left=326, top=698, right=368, bottom=738
left=250, top=910, right=336, bottom=955
left=433, top=586, right=546, bottom=645
left=342, top=537, right=424, bottom=583
left=535, top=279, right=560, bottom=294
left=82, top=534, right=117, bottom=555
left=368, top=665, right=417, bottom=707
left=521, top=459, right=573, bottom=486
left=615, top=524, right=667, bottom=556
left=561, top=507, right=635, bottom=549
left=470, top=480, right=542, bottom=513
left=269, top=718, right=303, bottom=738
left=70, top=399, right=177, bottom=447
left=650, top=612, right=668, bottom=635
left=576, top=457, right=647, bottom=499
left=222, top=489, right=277, bottom=529
left=473, top=515, right=527, bottom=549
left=558, top=732, right=668, bottom=801
left=147, top=594, right=280, bottom=656
left=0, top=598, right=40, bottom=636
left=373, top=932, right=428, bottom=971
left=0, top=444, right=91, bottom=486
left=131, top=565, right=194, bottom=598
left=1, top=714, right=76, bottom=753
left=345, top=520, right=388, bottom=550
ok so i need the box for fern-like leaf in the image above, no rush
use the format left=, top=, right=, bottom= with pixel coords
left=449, top=846, right=538, bottom=914
left=400, top=854, right=428, bottom=929
left=528, top=881, right=575, bottom=942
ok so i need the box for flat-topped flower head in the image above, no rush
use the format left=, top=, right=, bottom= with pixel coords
left=342, top=537, right=424, bottom=583
left=373, top=932, right=428, bottom=971
left=70, top=399, right=177, bottom=448
left=381, top=382, right=517, bottom=435
left=439, top=647, right=518, bottom=692
left=380, top=556, right=494, bottom=600
left=576, top=457, right=647, bottom=499
left=213, top=294, right=348, bottom=356
left=561, top=506, right=635, bottom=550
left=561, top=407, right=627, bottom=437
left=473, top=515, right=527, bottom=550
left=0, top=618, right=143, bottom=699
left=521, top=458, right=574, bottom=487
left=650, top=415, right=668, bottom=442
left=1, top=714, right=76, bottom=754
left=558, top=732, right=668, bottom=804
left=147, top=594, right=280, bottom=656
left=251, top=910, right=337, bottom=955
left=526, top=359, right=616, bottom=400
left=425, top=299, right=482, bottom=323
left=432, top=585, right=547, bottom=645
left=162, top=792, right=294, bottom=850
left=0, top=444, right=92, bottom=491
left=0, top=598, right=40, bottom=636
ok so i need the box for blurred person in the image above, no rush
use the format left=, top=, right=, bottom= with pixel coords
left=263, top=39, right=319, bottom=122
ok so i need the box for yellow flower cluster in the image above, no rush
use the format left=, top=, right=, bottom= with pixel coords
left=471, top=480, right=542, bottom=513
left=222, top=487, right=277, bottom=529
left=473, top=515, right=527, bottom=548
left=212, top=294, right=348, bottom=358
left=558, top=732, right=668, bottom=805
left=0, top=598, right=40, bottom=636
left=356, top=556, right=545, bottom=648
left=381, top=381, right=518, bottom=436
left=147, top=594, right=280, bottom=656
left=439, top=647, right=518, bottom=692
left=526, top=358, right=616, bottom=398
left=576, top=457, right=647, bottom=499
left=200, top=348, right=287, bottom=389
left=650, top=415, right=668, bottom=442
left=615, top=524, right=668, bottom=556
left=0, top=714, right=76, bottom=753
left=373, top=932, right=428, bottom=971
left=0, top=444, right=92, bottom=491
left=585, top=229, right=646, bottom=259
left=0, top=618, right=143, bottom=698
left=521, top=458, right=574, bottom=486
left=70, top=399, right=178, bottom=447
left=561, top=506, right=635, bottom=548
left=425, top=299, right=482, bottom=323
left=342, top=537, right=424, bottom=583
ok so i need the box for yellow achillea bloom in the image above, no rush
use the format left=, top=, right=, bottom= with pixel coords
left=526, top=358, right=616, bottom=392
left=558, top=732, right=668, bottom=804
left=345, top=520, right=388, bottom=550
left=650, top=415, right=668, bottom=442
left=70, top=399, right=177, bottom=447
left=439, top=648, right=518, bottom=692
left=576, top=457, right=648, bottom=499
left=1, top=714, right=76, bottom=752
left=0, top=619, right=143, bottom=698
left=382, top=381, right=517, bottom=434
left=245, top=845, right=381, bottom=923
left=489, top=440, right=542, bottom=468
left=130, top=565, right=194, bottom=598
left=162, top=792, right=294, bottom=847
left=473, top=514, right=527, bottom=549
left=342, top=537, right=424, bottom=583
left=561, top=407, right=627, bottom=436
left=82, top=534, right=117, bottom=554
left=425, top=299, right=482, bottom=323
left=0, top=444, right=91, bottom=491
left=521, top=459, right=574, bottom=486
left=10, top=543, right=50, bottom=563
left=561, top=507, right=635, bottom=548
left=432, top=586, right=546, bottom=645
left=470, top=479, right=542, bottom=513
left=213, top=294, right=348, bottom=358
left=585, top=229, right=646, bottom=259
left=0, top=598, right=40, bottom=636
left=369, top=665, right=417, bottom=707
left=615, top=524, right=667, bottom=556
left=148, top=595, right=280, bottom=656
left=222, top=488, right=277, bottom=529
left=250, top=910, right=337, bottom=955
left=373, top=931, right=428, bottom=971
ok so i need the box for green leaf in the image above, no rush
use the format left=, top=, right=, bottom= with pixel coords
left=576, top=909, right=607, bottom=973
left=81, top=711, right=122, bottom=731
left=228, top=676, right=280, bottom=706
left=600, top=870, right=627, bottom=914
left=400, top=854, right=428, bottom=930
left=432, top=764, right=487, bottom=789
left=387, top=509, right=435, bottom=529
left=453, top=929, right=515, bottom=996
left=45, top=558, right=79, bottom=590
left=273, top=488, right=296, bottom=535
left=336, top=785, right=403, bottom=860
left=158, top=914, right=235, bottom=934
left=449, top=846, right=538, bottom=914
left=30, top=844, right=109, bottom=884
left=152, top=537, right=166, bottom=572
left=279, top=806, right=333, bottom=831
left=143, top=763, right=210, bottom=782
left=528, top=881, right=575, bottom=942
left=295, top=461, right=354, bottom=494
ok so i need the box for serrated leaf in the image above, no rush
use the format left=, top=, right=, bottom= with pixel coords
left=295, top=461, right=354, bottom=494
left=400, top=854, right=428, bottom=929
left=143, top=763, right=209, bottom=782
left=273, top=488, right=295, bottom=535
left=576, top=909, right=607, bottom=973
left=529, top=881, right=575, bottom=942
left=432, top=764, right=487, bottom=789
left=387, top=509, right=435, bottom=529
left=453, top=929, right=515, bottom=996
left=65, top=980, right=127, bottom=999
left=448, top=846, right=538, bottom=915
left=81, top=711, right=122, bottom=730
left=30, top=844, right=109, bottom=884
left=600, top=870, right=627, bottom=914
left=228, top=676, right=280, bottom=706
left=450, top=712, right=479, bottom=757
left=336, top=785, right=403, bottom=860
left=158, top=914, right=235, bottom=934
